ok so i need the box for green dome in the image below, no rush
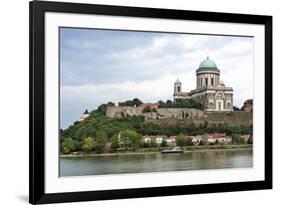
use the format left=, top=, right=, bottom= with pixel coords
left=198, top=57, right=218, bottom=71
left=174, top=78, right=181, bottom=84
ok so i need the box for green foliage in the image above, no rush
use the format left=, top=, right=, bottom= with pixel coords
left=140, top=122, right=166, bottom=135
left=176, top=134, right=193, bottom=146
left=160, top=140, right=167, bottom=147
left=247, top=135, right=253, bottom=144
left=61, top=138, right=76, bottom=154
left=238, top=137, right=245, bottom=144
left=186, top=136, right=194, bottom=146
left=107, top=102, right=115, bottom=106
left=158, top=98, right=204, bottom=110
left=110, top=134, right=119, bottom=152
left=176, top=133, right=186, bottom=146
left=231, top=134, right=245, bottom=144
left=60, top=102, right=253, bottom=154
left=82, top=137, right=95, bottom=152
left=95, top=132, right=107, bottom=153
left=119, top=129, right=142, bottom=150
left=142, top=106, right=152, bottom=113
left=119, top=98, right=143, bottom=107
left=73, top=121, right=80, bottom=125
left=150, top=140, right=157, bottom=148
left=233, top=106, right=240, bottom=111
left=199, top=140, right=207, bottom=145
left=231, top=134, right=240, bottom=144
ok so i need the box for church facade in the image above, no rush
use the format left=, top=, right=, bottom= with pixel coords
left=174, top=57, right=233, bottom=112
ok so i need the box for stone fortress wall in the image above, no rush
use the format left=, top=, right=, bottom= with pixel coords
left=106, top=106, right=204, bottom=120
left=106, top=106, right=252, bottom=126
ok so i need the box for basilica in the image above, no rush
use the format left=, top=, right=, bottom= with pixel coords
left=174, top=57, right=233, bottom=112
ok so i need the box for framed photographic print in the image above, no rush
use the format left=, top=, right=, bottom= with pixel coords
left=29, top=0, right=272, bottom=204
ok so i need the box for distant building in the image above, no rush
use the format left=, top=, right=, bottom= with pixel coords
left=169, top=136, right=177, bottom=142
left=142, top=135, right=156, bottom=144
left=242, top=99, right=253, bottom=112
left=207, top=133, right=231, bottom=144
left=80, top=109, right=90, bottom=121
left=174, top=57, right=233, bottom=111
left=155, top=135, right=169, bottom=144
left=192, top=135, right=203, bottom=145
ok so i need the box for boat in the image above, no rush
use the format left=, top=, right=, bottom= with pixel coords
left=161, top=146, right=183, bottom=154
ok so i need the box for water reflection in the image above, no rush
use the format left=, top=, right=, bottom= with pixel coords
left=60, top=149, right=253, bottom=176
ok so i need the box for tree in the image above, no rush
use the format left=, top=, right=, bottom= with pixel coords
left=199, top=140, right=207, bottom=145
left=61, top=138, right=76, bottom=154
left=132, top=98, right=143, bottom=106
left=166, top=100, right=173, bottom=104
left=110, top=134, right=119, bottom=152
left=247, top=135, right=253, bottom=144
left=97, top=104, right=107, bottom=114
left=82, top=137, right=95, bottom=152
left=95, top=132, right=107, bottom=153
left=233, top=106, right=240, bottom=111
left=231, top=134, right=240, bottom=144
left=160, top=140, right=167, bottom=147
left=107, top=102, right=115, bottom=106
left=150, top=140, right=157, bottom=148
left=238, top=137, right=245, bottom=144
left=120, top=130, right=142, bottom=150
left=119, top=98, right=143, bottom=107
left=176, top=133, right=185, bottom=146
left=203, top=121, right=208, bottom=128
left=232, top=134, right=245, bottom=144
left=142, top=106, right=152, bottom=113
left=73, top=121, right=80, bottom=125
left=186, top=136, right=194, bottom=146
left=157, top=100, right=165, bottom=105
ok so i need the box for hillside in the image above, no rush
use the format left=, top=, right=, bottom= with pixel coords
left=60, top=106, right=253, bottom=154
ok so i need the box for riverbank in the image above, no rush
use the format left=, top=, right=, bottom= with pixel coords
left=60, top=144, right=252, bottom=158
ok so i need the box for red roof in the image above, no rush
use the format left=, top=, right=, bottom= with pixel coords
left=244, top=99, right=253, bottom=107
left=210, top=133, right=227, bottom=139
left=169, top=136, right=177, bottom=141
left=141, top=103, right=159, bottom=108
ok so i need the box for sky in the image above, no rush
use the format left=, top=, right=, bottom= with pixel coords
left=60, top=27, right=254, bottom=129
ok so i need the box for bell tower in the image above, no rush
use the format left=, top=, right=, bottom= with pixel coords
left=174, top=78, right=182, bottom=96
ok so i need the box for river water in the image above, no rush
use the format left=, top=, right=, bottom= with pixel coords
left=60, top=149, right=253, bottom=176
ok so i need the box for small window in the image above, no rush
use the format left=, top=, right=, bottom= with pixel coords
left=211, top=78, right=214, bottom=86
left=218, top=102, right=222, bottom=110
left=177, top=86, right=180, bottom=92
left=227, top=102, right=231, bottom=108
left=205, top=78, right=208, bottom=86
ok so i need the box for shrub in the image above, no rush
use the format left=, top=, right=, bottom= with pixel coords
left=142, top=106, right=152, bottom=113
left=238, top=137, right=245, bottom=144
left=82, top=137, right=95, bottom=152
left=247, top=135, right=253, bottom=144
left=95, top=132, right=107, bottom=153
left=110, top=134, right=119, bottom=152
left=176, top=133, right=185, bottom=146
left=61, top=138, right=77, bottom=154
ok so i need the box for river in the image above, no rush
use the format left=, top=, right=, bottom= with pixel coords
left=60, top=149, right=253, bottom=176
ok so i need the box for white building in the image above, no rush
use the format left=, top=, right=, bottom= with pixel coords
left=174, top=57, right=233, bottom=111
left=80, top=109, right=90, bottom=121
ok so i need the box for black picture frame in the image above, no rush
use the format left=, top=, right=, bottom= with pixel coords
left=29, top=0, right=272, bottom=204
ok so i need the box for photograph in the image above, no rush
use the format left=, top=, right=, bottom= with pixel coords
left=59, top=27, right=254, bottom=177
